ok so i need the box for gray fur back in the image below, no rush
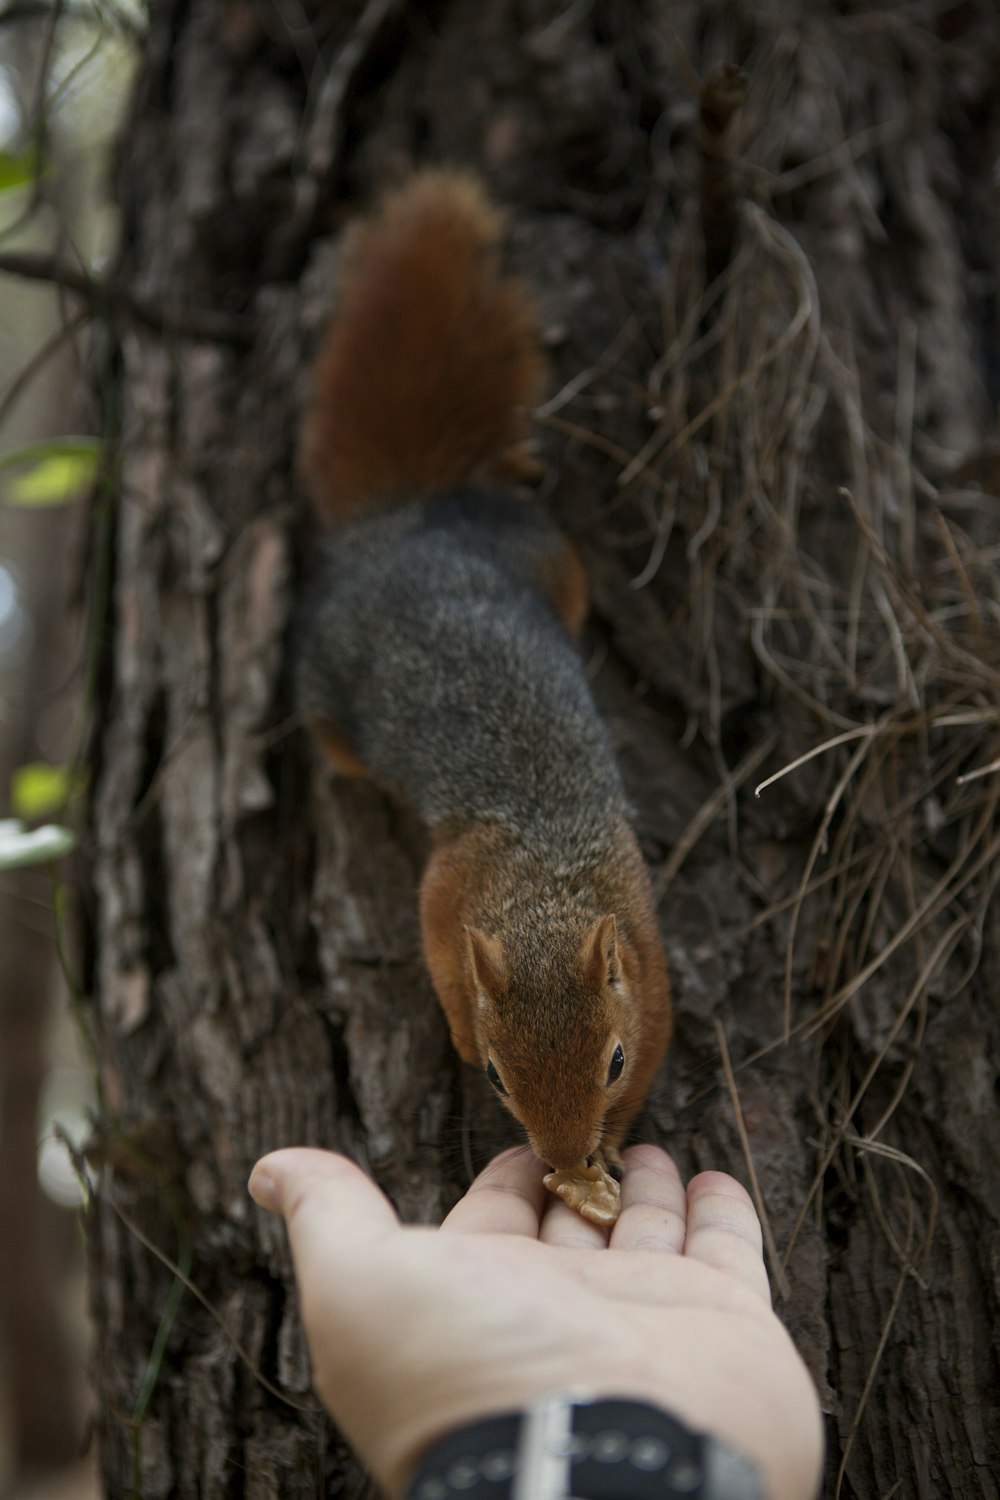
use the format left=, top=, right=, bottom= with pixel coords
left=296, top=493, right=628, bottom=866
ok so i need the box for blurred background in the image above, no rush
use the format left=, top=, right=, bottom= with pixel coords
left=0, top=4, right=139, bottom=1496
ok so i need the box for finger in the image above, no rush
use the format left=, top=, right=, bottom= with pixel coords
left=441, top=1147, right=549, bottom=1237
left=249, top=1147, right=401, bottom=1281
left=682, top=1171, right=771, bottom=1305
left=538, top=1189, right=610, bottom=1249
left=609, top=1144, right=687, bottom=1253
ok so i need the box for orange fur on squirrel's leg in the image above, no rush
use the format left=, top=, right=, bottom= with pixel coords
left=544, top=539, right=589, bottom=638
left=419, top=833, right=484, bottom=1066
left=312, top=721, right=371, bottom=778
left=487, top=441, right=546, bottom=488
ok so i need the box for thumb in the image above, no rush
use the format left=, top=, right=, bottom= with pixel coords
left=249, top=1147, right=401, bottom=1277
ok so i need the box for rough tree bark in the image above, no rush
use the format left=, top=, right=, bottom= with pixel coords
left=84, top=2, right=999, bottom=1497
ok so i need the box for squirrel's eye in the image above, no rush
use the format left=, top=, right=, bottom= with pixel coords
left=486, top=1059, right=508, bottom=1096
left=607, top=1044, right=625, bottom=1085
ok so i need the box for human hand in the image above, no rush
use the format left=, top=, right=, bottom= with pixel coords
left=248, top=1144, right=822, bottom=1500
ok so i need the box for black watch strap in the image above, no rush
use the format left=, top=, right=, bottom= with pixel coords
left=404, top=1394, right=766, bottom=1500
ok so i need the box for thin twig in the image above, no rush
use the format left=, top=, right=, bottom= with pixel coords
left=104, top=1174, right=319, bottom=1414
left=754, top=723, right=882, bottom=798
left=656, top=733, right=778, bottom=899
left=0, top=307, right=89, bottom=430
left=0, top=251, right=252, bottom=345
left=715, top=1020, right=790, bottom=1302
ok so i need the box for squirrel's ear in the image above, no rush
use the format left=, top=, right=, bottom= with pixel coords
left=582, top=913, right=620, bottom=987
left=465, top=926, right=507, bottom=1000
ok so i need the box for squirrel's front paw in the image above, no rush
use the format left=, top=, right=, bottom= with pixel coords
left=596, top=1144, right=625, bottom=1182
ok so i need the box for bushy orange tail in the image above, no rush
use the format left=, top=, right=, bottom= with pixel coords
left=300, top=170, right=547, bottom=525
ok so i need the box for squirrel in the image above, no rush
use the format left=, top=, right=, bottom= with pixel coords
left=296, top=170, right=672, bottom=1203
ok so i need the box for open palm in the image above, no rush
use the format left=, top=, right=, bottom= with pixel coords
left=249, top=1144, right=822, bottom=1500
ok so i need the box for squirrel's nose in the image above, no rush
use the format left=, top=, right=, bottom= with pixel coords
left=530, top=1132, right=600, bottom=1174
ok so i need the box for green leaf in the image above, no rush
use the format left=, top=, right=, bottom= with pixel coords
left=0, top=148, right=42, bottom=195
left=0, top=819, right=75, bottom=869
left=11, top=762, right=79, bottom=819
left=0, top=437, right=100, bottom=507
left=0, top=437, right=99, bottom=472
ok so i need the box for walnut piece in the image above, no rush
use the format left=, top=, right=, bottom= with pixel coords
left=543, top=1161, right=621, bottom=1227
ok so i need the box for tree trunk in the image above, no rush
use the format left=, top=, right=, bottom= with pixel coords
left=84, top=2, right=1000, bottom=1497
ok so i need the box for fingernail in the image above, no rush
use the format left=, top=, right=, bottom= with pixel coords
left=248, top=1164, right=278, bottom=1212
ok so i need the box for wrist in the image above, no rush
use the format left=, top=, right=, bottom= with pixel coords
left=401, top=1392, right=767, bottom=1500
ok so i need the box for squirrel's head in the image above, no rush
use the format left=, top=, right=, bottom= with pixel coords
left=465, top=913, right=636, bottom=1171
